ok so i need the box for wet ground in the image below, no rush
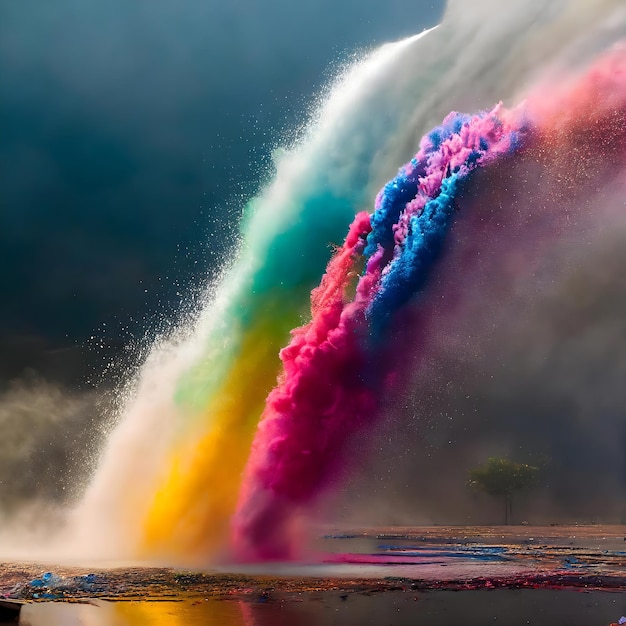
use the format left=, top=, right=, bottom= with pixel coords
left=16, top=590, right=626, bottom=626
left=3, top=525, right=626, bottom=625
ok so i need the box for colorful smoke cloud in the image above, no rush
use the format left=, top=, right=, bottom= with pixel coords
left=232, top=46, right=626, bottom=560
left=67, top=0, right=626, bottom=567
left=232, top=105, right=523, bottom=559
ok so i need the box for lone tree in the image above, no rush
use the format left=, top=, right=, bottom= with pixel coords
left=468, top=457, right=539, bottom=524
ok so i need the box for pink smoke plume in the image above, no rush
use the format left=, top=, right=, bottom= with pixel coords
left=232, top=212, right=378, bottom=560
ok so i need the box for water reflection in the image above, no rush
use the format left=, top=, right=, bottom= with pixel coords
left=18, top=590, right=625, bottom=626
left=19, top=598, right=313, bottom=626
left=20, top=600, right=244, bottom=626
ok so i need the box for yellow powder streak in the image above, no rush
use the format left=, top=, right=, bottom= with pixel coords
left=140, top=317, right=290, bottom=562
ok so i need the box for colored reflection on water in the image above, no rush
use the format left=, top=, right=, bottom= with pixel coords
left=18, top=598, right=314, bottom=626
left=17, top=591, right=626, bottom=626
left=20, top=600, right=244, bottom=626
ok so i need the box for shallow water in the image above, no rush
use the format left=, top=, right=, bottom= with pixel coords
left=225, top=525, right=626, bottom=580
left=5, top=526, right=626, bottom=625
left=17, top=590, right=626, bottom=626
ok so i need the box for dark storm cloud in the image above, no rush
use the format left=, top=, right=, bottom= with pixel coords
left=0, top=0, right=443, bottom=383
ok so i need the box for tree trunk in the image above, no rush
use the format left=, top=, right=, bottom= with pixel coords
left=504, top=495, right=512, bottom=525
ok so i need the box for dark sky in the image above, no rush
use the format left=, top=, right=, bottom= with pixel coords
left=0, top=0, right=444, bottom=384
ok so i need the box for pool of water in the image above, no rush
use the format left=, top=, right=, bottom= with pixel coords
left=16, top=590, right=626, bottom=626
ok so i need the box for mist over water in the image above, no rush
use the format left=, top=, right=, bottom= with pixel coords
left=2, top=0, right=626, bottom=564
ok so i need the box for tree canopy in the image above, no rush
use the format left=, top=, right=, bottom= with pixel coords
left=468, top=457, right=539, bottom=497
left=468, top=457, right=539, bottom=524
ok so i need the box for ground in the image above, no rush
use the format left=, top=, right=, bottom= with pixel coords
left=2, top=526, right=626, bottom=625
